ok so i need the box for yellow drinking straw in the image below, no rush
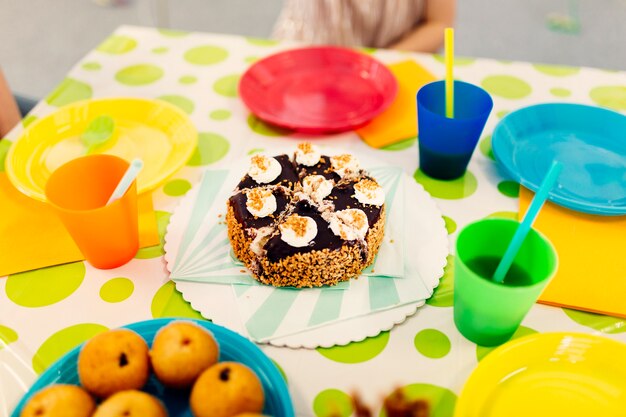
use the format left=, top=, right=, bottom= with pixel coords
left=444, top=27, right=454, bottom=118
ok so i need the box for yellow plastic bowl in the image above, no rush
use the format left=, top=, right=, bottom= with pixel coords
left=455, top=332, right=626, bottom=417
left=6, top=97, right=198, bottom=202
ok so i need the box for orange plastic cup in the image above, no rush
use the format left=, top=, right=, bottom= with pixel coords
left=45, top=155, right=139, bottom=269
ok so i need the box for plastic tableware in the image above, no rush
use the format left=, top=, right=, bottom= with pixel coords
left=45, top=155, right=139, bottom=269
left=416, top=80, right=493, bottom=180
left=455, top=332, right=626, bottom=417
left=11, top=318, right=295, bottom=417
left=454, top=218, right=558, bottom=346
left=239, top=46, right=398, bottom=134
left=6, top=97, right=197, bottom=202
left=492, top=103, right=626, bottom=215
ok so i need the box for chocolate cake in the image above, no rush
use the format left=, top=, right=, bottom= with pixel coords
left=226, top=143, right=386, bottom=288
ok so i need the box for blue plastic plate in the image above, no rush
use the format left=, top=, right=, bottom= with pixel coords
left=492, top=103, right=626, bottom=215
left=11, top=318, right=295, bottom=417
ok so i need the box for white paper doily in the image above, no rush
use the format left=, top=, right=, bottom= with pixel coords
left=164, top=152, right=448, bottom=348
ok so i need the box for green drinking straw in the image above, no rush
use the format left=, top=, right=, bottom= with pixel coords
left=492, top=161, right=563, bottom=284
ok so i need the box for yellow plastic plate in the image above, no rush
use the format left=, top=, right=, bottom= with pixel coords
left=455, top=332, right=626, bottom=417
left=6, top=97, right=198, bottom=202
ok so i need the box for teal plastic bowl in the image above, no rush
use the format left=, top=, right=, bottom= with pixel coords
left=11, top=318, right=295, bottom=416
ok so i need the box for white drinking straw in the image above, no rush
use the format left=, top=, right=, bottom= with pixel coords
left=106, top=158, right=144, bottom=205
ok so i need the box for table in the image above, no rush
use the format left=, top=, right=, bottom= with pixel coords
left=2, top=25, right=626, bottom=416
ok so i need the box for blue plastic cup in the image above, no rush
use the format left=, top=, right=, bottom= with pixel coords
left=417, top=80, right=493, bottom=180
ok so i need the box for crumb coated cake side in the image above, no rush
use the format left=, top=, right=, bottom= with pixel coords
left=226, top=144, right=386, bottom=288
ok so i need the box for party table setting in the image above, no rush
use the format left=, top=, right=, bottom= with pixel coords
left=2, top=25, right=626, bottom=417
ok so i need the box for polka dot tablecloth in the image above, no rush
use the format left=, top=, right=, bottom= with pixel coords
left=2, top=25, right=626, bottom=416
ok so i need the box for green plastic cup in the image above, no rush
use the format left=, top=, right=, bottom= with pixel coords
left=454, top=218, right=558, bottom=346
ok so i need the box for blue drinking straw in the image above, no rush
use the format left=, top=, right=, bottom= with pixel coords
left=492, top=161, right=563, bottom=284
left=106, top=158, right=144, bottom=205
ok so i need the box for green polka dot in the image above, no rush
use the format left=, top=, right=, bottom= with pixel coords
left=313, top=389, right=353, bottom=417
left=414, top=329, right=451, bottom=358
left=486, top=211, right=518, bottom=220
left=151, top=46, right=168, bottom=54
left=380, top=137, right=416, bottom=151
left=245, top=56, right=259, bottom=64
left=0, top=325, right=18, bottom=350
left=32, top=323, right=108, bottom=374
left=476, top=326, right=537, bottom=361
left=247, top=114, right=291, bottom=137
left=115, top=64, right=163, bottom=86
left=478, top=135, right=495, bottom=161
left=22, top=115, right=37, bottom=127
left=157, top=94, right=195, bottom=114
left=359, top=47, right=377, bottom=54
left=187, top=132, right=230, bottom=166
left=381, top=384, right=456, bottom=417
left=533, top=64, right=580, bottom=76
left=497, top=110, right=509, bottom=118
left=158, top=29, right=188, bottom=37
left=271, top=359, right=288, bottom=384
left=81, top=62, right=101, bottom=71
left=562, top=308, right=626, bottom=334
left=497, top=180, right=520, bottom=198
left=163, top=179, right=192, bottom=197
left=247, top=148, right=264, bottom=155
left=179, top=75, right=197, bottom=84
left=317, top=331, right=389, bottom=363
left=434, top=55, right=476, bottom=66
left=96, top=35, right=137, bottom=54
left=151, top=281, right=205, bottom=320
left=550, top=87, right=571, bottom=97
left=442, top=216, right=457, bottom=234
left=481, top=75, right=532, bottom=99
left=427, top=255, right=454, bottom=307
left=590, top=86, right=626, bottom=111
left=213, top=74, right=240, bottom=98
left=246, top=38, right=279, bottom=47
left=209, top=109, right=231, bottom=120
left=99, top=277, right=134, bottom=303
left=45, top=78, right=93, bottom=107
left=184, top=45, right=228, bottom=66
left=135, top=211, right=172, bottom=259
left=413, top=169, right=477, bottom=199
left=6, top=262, right=86, bottom=307
left=0, top=139, right=12, bottom=171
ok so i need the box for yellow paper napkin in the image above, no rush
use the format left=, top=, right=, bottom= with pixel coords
left=519, top=186, right=626, bottom=318
left=356, top=60, right=436, bottom=148
left=0, top=172, right=159, bottom=276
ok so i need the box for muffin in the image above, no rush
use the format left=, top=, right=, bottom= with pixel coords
left=20, top=384, right=95, bottom=417
left=150, top=321, right=220, bottom=388
left=190, top=362, right=265, bottom=417
left=78, top=329, right=150, bottom=398
left=226, top=143, right=386, bottom=287
left=93, top=390, right=168, bottom=417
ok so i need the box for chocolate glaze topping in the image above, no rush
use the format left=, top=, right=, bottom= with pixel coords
left=229, top=187, right=290, bottom=230
left=296, top=155, right=340, bottom=181
left=237, top=154, right=299, bottom=190
left=265, top=200, right=348, bottom=262
left=327, top=179, right=382, bottom=227
left=230, top=151, right=382, bottom=263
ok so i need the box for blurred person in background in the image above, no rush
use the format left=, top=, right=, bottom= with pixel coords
left=273, top=0, right=455, bottom=52
left=0, top=69, right=21, bottom=138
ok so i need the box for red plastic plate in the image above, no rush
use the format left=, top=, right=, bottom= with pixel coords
left=239, top=46, right=398, bottom=134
